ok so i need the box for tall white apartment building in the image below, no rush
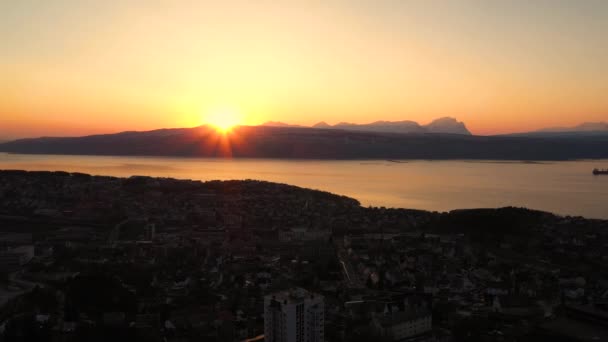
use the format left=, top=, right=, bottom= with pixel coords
left=264, top=288, right=324, bottom=342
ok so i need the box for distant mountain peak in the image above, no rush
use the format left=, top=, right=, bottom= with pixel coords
left=537, top=121, right=608, bottom=133
left=574, top=122, right=608, bottom=131
left=312, top=121, right=331, bottom=128
left=424, top=117, right=471, bottom=135
left=428, top=117, right=460, bottom=124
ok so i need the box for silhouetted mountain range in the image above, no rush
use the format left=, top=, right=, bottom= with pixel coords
left=1, top=125, right=608, bottom=160
left=263, top=117, right=471, bottom=135
left=501, top=122, right=608, bottom=138
left=537, top=122, right=608, bottom=133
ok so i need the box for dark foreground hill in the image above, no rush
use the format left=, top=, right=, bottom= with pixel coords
left=2, top=125, right=608, bottom=160
left=1, top=170, right=605, bottom=239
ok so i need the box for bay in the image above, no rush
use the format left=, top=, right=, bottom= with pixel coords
left=1, top=153, right=607, bottom=219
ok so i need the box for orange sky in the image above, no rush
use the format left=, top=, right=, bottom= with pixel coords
left=1, top=1, right=607, bottom=139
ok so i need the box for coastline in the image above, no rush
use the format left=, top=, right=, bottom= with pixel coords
left=1, top=169, right=607, bottom=221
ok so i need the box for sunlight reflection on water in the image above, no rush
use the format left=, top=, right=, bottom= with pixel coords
left=1, top=153, right=607, bottom=219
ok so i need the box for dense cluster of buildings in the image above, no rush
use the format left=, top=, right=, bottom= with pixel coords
left=1, top=170, right=608, bottom=341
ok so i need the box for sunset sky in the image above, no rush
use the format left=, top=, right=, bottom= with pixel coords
left=1, top=0, right=607, bottom=139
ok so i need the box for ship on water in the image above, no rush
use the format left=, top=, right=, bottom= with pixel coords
left=593, top=168, right=608, bottom=175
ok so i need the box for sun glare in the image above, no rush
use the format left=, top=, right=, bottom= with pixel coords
left=205, top=109, right=242, bottom=133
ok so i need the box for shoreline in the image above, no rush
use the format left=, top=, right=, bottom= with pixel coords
left=3, top=151, right=608, bottom=163
left=1, top=169, right=607, bottom=222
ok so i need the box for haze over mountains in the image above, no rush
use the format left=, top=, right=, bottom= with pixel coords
left=537, top=122, right=608, bottom=133
left=263, top=117, right=472, bottom=135
left=261, top=118, right=608, bottom=137
left=1, top=123, right=608, bottom=160
left=502, top=121, right=608, bottom=137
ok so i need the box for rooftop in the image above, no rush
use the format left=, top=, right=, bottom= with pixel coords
left=267, top=288, right=323, bottom=305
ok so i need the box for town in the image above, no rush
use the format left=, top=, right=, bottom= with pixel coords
left=1, top=170, right=608, bottom=341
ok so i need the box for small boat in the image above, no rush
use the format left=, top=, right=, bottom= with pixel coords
left=593, top=168, right=608, bottom=175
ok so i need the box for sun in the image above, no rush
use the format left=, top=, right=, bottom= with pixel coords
left=204, top=109, right=242, bottom=133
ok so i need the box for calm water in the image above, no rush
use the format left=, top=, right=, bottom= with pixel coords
left=1, top=153, right=607, bottom=219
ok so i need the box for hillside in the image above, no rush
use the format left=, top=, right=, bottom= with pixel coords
left=2, top=125, right=608, bottom=160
